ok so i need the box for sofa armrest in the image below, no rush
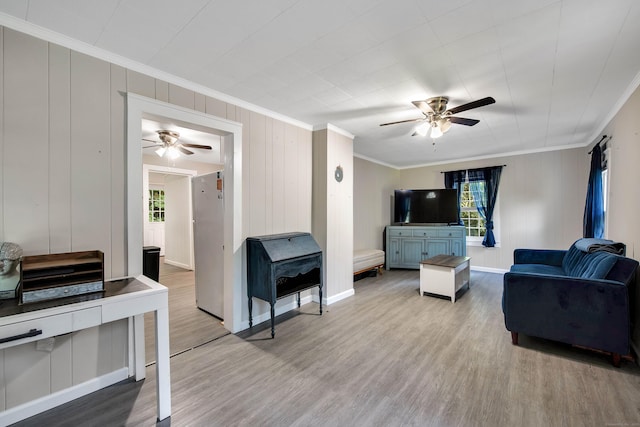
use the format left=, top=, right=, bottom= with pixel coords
left=503, top=272, right=630, bottom=355
left=513, top=249, right=566, bottom=266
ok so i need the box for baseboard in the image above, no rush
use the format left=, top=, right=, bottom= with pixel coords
left=163, top=258, right=192, bottom=270
left=323, top=288, right=355, bottom=305
left=241, top=288, right=357, bottom=331
left=0, top=367, right=129, bottom=425
left=471, top=265, right=508, bottom=274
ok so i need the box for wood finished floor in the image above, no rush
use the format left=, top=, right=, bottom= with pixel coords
left=13, top=270, right=640, bottom=426
left=145, top=259, right=229, bottom=364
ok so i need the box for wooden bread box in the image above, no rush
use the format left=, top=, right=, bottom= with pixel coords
left=19, top=250, right=104, bottom=304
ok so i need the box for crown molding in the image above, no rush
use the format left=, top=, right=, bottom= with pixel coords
left=352, top=153, right=399, bottom=169
left=395, top=142, right=588, bottom=170
left=355, top=141, right=590, bottom=171
left=0, top=12, right=313, bottom=131
left=586, top=69, right=640, bottom=147
left=313, top=123, right=355, bottom=140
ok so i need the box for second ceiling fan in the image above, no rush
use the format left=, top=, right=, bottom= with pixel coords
left=380, top=96, right=495, bottom=138
left=143, top=130, right=212, bottom=159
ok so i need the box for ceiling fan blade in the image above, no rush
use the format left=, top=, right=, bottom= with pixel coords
left=181, top=143, right=212, bottom=150
left=380, top=117, right=424, bottom=126
left=142, top=138, right=160, bottom=144
left=177, top=146, right=194, bottom=155
left=446, top=97, right=495, bottom=115
left=449, top=116, right=480, bottom=126
left=142, top=145, right=160, bottom=149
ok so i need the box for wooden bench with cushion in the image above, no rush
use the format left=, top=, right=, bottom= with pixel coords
left=353, top=249, right=385, bottom=276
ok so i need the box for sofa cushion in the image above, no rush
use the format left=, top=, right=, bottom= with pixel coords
left=575, top=252, right=618, bottom=279
left=510, top=264, right=566, bottom=276
left=562, top=245, right=618, bottom=279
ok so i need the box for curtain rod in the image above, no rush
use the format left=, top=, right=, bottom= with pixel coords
left=440, top=164, right=506, bottom=174
left=588, top=135, right=610, bottom=154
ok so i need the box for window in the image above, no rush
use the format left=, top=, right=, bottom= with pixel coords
left=460, top=182, right=486, bottom=238
left=601, top=143, right=610, bottom=234
left=601, top=169, right=608, bottom=215
left=149, top=189, right=165, bottom=222
left=445, top=165, right=502, bottom=247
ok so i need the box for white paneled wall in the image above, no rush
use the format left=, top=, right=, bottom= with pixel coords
left=244, top=111, right=312, bottom=238
left=3, top=29, right=49, bottom=255
left=0, top=26, right=313, bottom=411
left=313, top=127, right=354, bottom=303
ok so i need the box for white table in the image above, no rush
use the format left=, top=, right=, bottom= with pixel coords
left=0, top=275, right=170, bottom=425
left=420, top=255, right=471, bottom=303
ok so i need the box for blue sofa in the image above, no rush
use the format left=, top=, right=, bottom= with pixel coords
left=503, top=239, right=639, bottom=366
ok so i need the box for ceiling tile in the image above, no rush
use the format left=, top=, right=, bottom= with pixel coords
left=427, top=0, right=497, bottom=44
left=356, top=0, right=428, bottom=43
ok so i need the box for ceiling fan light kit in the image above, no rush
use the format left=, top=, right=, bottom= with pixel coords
left=430, top=124, right=443, bottom=139
left=156, top=145, right=180, bottom=160
left=380, top=96, right=495, bottom=140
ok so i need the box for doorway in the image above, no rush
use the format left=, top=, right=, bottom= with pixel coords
left=141, top=134, right=227, bottom=361
left=143, top=164, right=198, bottom=269
left=126, top=93, right=244, bottom=337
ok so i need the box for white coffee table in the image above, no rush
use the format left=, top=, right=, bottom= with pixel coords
left=420, top=255, right=471, bottom=303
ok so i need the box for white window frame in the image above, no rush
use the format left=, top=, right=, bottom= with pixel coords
left=602, top=144, right=611, bottom=237
left=148, top=187, right=165, bottom=223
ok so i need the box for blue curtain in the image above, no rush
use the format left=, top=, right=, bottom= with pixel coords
left=468, top=166, right=502, bottom=247
left=445, top=167, right=503, bottom=247
left=583, top=144, right=604, bottom=238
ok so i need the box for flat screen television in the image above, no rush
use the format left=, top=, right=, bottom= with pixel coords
left=393, top=189, right=459, bottom=225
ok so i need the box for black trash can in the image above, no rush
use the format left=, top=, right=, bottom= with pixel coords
left=143, top=246, right=161, bottom=282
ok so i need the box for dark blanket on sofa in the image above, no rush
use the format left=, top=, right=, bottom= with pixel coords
left=574, top=238, right=626, bottom=255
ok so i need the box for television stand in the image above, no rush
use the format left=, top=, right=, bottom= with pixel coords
left=385, top=225, right=466, bottom=270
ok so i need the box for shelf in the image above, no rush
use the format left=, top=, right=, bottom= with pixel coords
left=20, top=250, right=104, bottom=304
left=22, top=257, right=103, bottom=270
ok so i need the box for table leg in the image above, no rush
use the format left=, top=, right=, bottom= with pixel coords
left=270, top=303, right=275, bottom=338
left=452, top=267, right=457, bottom=303
left=155, top=306, right=172, bottom=421
left=133, top=314, right=146, bottom=381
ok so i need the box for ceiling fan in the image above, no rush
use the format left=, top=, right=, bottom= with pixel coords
left=143, top=130, right=212, bottom=159
left=380, top=96, right=495, bottom=139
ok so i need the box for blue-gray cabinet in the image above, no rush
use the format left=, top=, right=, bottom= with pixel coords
left=386, top=225, right=466, bottom=269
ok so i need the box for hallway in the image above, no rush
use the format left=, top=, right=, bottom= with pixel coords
left=144, top=258, right=229, bottom=364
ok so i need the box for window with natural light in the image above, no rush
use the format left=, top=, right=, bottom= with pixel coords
left=149, top=189, right=165, bottom=222
left=459, top=181, right=500, bottom=246
left=460, top=182, right=485, bottom=238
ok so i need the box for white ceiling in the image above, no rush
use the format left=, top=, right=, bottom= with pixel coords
left=1, top=0, right=639, bottom=168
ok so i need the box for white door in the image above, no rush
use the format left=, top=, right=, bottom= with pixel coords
left=192, top=172, right=224, bottom=318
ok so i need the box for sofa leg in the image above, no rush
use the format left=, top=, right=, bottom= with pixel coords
left=511, top=331, right=519, bottom=345
left=612, top=353, right=621, bottom=368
